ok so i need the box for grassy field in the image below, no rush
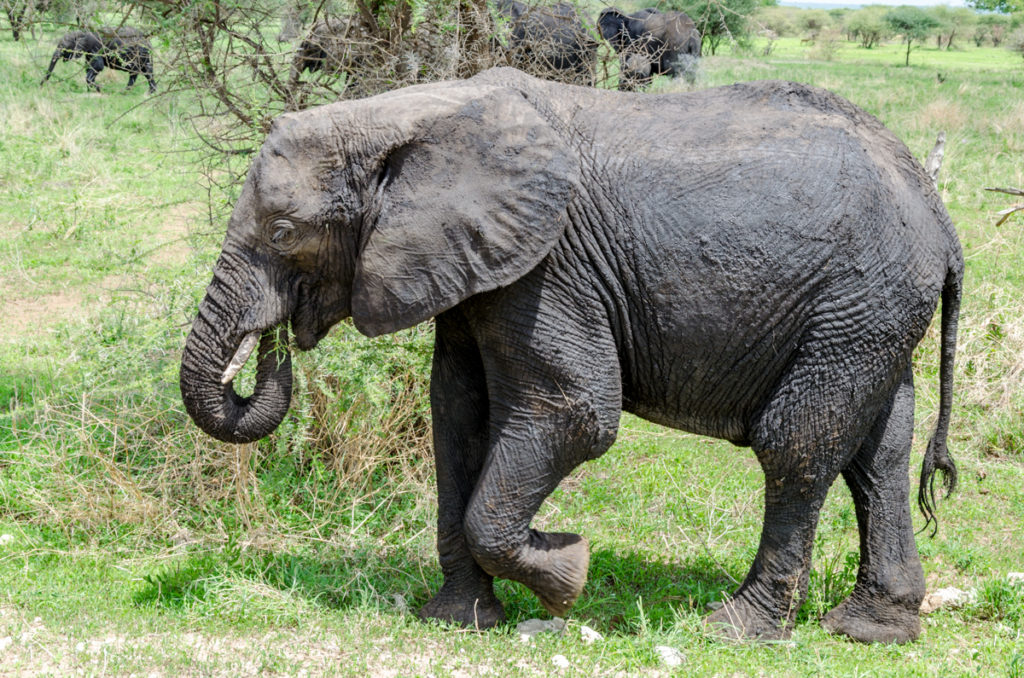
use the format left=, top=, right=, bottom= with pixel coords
left=2, top=23, right=1024, bottom=677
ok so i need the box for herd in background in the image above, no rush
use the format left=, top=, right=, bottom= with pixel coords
left=18, top=1, right=701, bottom=95
left=486, top=1, right=701, bottom=90
left=39, top=24, right=156, bottom=93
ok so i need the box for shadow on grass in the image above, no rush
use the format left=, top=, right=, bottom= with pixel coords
left=132, top=543, right=740, bottom=635
left=495, top=548, right=740, bottom=635
left=132, top=543, right=437, bottom=614
left=576, top=549, right=738, bottom=632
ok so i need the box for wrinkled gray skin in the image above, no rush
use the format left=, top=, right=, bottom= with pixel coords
left=41, top=27, right=156, bottom=93
left=494, top=0, right=598, bottom=86
left=180, top=68, right=962, bottom=644
left=598, top=7, right=700, bottom=90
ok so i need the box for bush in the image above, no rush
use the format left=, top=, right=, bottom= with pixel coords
left=1009, top=26, right=1024, bottom=58
left=845, top=6, right=891, bottom=48
left=797, top=8, right=831, bottom=41
left=975, top=13, right=1012, bottom=46
left=751, top=5, right=798, bottom=39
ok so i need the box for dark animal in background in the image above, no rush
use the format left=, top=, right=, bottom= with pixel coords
left=41, top=27, right=156, bottom=93
left=288, top=16, right=372, bottom=92
left=494, top=0, right=597, bottom=86
left=3, top=0, right=48, bottom=41
left=179, top=68, right=962, bottom=644
left=598, top=7, right=700, bottom=90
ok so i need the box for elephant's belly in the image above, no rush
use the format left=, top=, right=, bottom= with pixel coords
left=617, top=289, right=806, bottom=445
left=621, top=360, right=775, bottom=446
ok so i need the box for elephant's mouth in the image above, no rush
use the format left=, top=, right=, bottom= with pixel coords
left=290, top=307, right=330, bottom=352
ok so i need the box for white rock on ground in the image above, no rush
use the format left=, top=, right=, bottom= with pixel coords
left=920, top=587, right=977, bottom=614
left=516, top=618, right=566, bottom=643
left=579, top=625, right=603, bottom=645
left=551, top=654, right=570, bottom=668
left=1007, top=572, right=1024, bottom=586
left=655, top=645, right=684, bottom=667
left=0, top=534, right=14, bottom=547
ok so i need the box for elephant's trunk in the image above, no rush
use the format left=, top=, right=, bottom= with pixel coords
left=179, top=284, right=293, bottom=444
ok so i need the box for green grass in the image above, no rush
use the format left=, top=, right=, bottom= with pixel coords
left=758, top=35, right=1024, bottom=70
left=3, top=22, right=1024, bottom=677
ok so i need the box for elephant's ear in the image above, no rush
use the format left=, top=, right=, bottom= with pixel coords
left=350, top=87, right=578, bottom=337
left=598, top=9, right=627, bottom=42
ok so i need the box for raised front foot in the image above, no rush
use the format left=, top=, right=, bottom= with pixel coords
left=528, top=532, right=590, bottom=616
left=419, top=581, right=506, bottom=630
left=821, top=595, right=921, bottom=644
left=705, top=596, right=793, bottom=642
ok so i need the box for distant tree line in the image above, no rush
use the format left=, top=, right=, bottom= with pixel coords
left=750, top=2, right=1024, bottom=63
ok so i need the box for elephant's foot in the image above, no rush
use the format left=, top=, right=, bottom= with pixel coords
left=525, top=532, right=590, bottom=616
left=419, top=581, right=506, bottom=630
left=821, top=595, right=921, bottom=644
left=705, top=596, right=793, bottom=642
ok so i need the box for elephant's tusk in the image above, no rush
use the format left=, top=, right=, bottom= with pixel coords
left=221, top=331, right=261, bottom=384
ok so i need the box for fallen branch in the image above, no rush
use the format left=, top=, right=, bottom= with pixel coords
left=985, top=187, right=1024, bottom=226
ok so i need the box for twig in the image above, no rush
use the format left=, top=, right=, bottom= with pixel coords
left=985, top=187, right=1024, bottom=226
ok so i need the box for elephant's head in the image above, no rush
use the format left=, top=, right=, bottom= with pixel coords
left=180, top=76, right=579, bottom=443
left=597, top=8, right=630, bottom=48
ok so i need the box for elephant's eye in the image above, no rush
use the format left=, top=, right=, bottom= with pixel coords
left=270, top=218, right=299, bottom=246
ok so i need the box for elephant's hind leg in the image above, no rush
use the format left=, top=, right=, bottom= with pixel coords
left=822, top=368, right=925, bottom=643
left=708, top=338, right=899, bottom=641
left=418, top=312, right=505, bottom=629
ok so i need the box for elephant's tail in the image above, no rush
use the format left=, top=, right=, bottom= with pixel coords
left=918, top=260, right=962, bottom=536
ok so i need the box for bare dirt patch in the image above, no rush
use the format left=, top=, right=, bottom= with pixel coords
left=0, top=202, right=201, bottom=345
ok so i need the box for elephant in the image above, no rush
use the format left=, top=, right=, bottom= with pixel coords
left=179, top=68, right=963, bottom=644
left=493, top=0, right=598, bottom=86
left=598, top=7, right=700, bottom=90
left=41, top=27, right=156, bottom=93
left=288, top=16, right=374, bottom=91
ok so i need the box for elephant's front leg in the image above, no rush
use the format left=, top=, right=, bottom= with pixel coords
left=86, top=56, right=104, bottom=92
left=418, top=311, right=504, bottom=629
left=460, top=314, right=621, bottom=617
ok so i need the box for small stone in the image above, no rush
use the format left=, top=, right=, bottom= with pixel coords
left=706, top=600, right=724, bottom=611
left=75, top=641, right=86, bottom=653
left=516, top=618, right=566, bottom=642
left=552, top=654, right=570, bottom=668
left=0, top=636, right=12, bottom=653
left=655, top=645, right=684, bottom=667
left=920, top=587, right=976, bottom=614
left=0, top=535, right=14, bottom=547
left=392, top=593, right=409, bottom=613
left=580, top=625, right=603, bottom=645
left=1007, top=572, right=1024, bottom=586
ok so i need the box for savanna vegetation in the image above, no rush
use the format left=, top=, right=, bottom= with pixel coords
left=1, top=0, right=1023, bottom=674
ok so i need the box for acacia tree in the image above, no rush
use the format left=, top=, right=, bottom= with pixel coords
left=672, top=0, right=757, bottom=55
left=885, top=6, right=939, bottom=65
